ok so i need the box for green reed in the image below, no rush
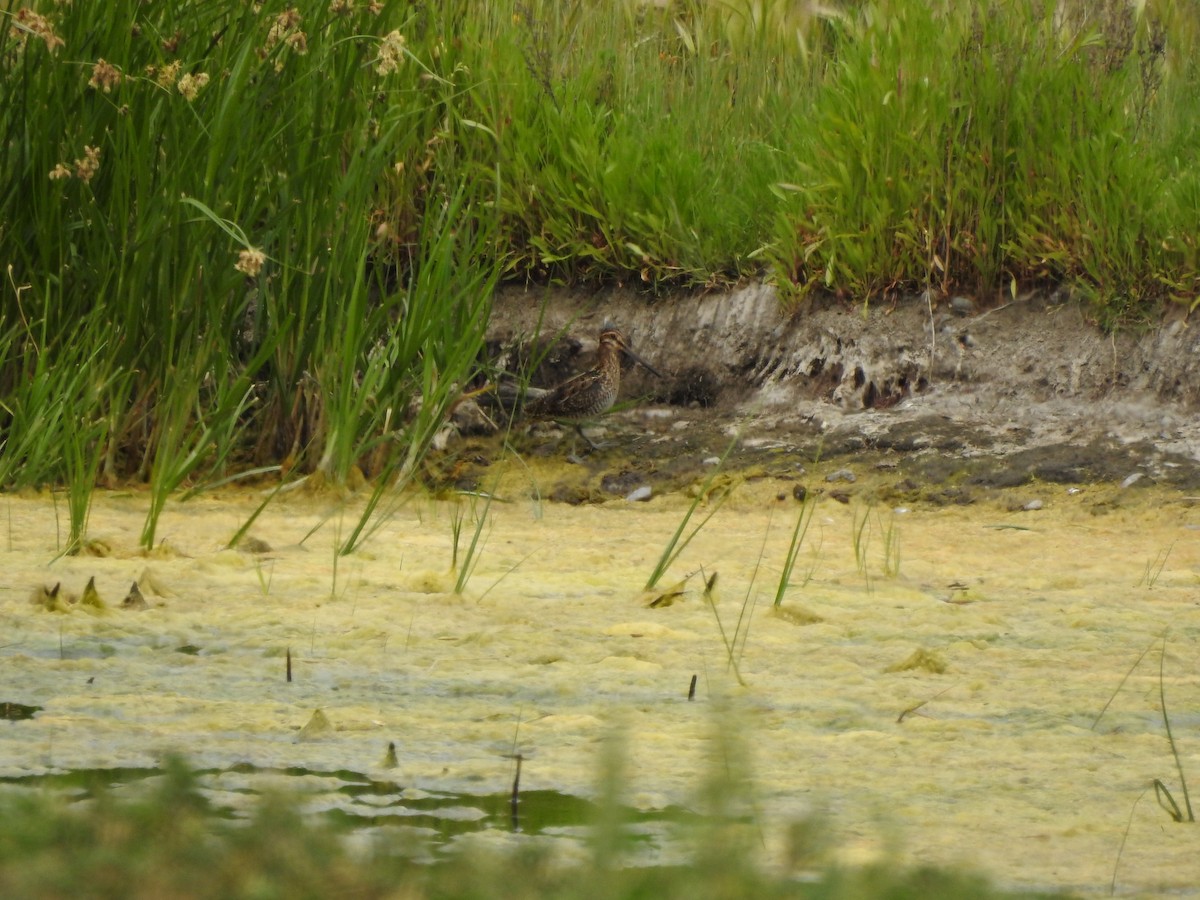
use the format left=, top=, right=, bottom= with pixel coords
left=850, top=504, right=901, bottom=586
left=773, top=496, right=815, bottom=607
left=644, top=434, right=739, bottom=592
left=474, top=0, right=791, bottom=286
left=771, top=0, right=1200, bottom=316
left=0, top=299, right=117, bottom=553
left=451, top=489, right=495, bottom=596
left=58, top=360, right=119, bottom=557
left=1139, top=543, right=1173, bottom=589
left=1094, top=633, right=1194, bottom=823
left=2, top=1, right=498, bottom=532
left=851, top=504, right=872, bottom=579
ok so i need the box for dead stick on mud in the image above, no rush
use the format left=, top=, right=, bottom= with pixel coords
left=506, top=710, right=526, bottom=831
left=286, top=646, right=292, bottom=683
left=510, top=753, right=523, bottom=832
left=688, top=674, right=697, bottom=701
left=897, top=683, right=957, bottom=723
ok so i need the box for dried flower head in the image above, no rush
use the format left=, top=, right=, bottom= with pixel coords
left=284, top=30, right=307, bottom=55
left=146, top=60, right=182, bottom=89
left=75, top=145, right=102, bottom=183
left=328, top=0, right=354, bottom=16
left=235, top=248, right=266, bottom=278
left=50, top=146, right=102, bottom=183
left=375, top=30, right=406, bottom=76
left=263, top=8, right=307, bottom=70
left=11, top=9, right=64, bottom=54
left=88, top=59, right=122, bottom=93
left=177, top=71, right=210, bottom=102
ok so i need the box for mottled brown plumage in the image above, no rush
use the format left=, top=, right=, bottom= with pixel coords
left=525, top=325, right=660, bottom=449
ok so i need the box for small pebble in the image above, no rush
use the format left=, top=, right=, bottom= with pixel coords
left=702, top=456, right=721, bottom=466
left=625, top=485, right=652, bottom=502
left=825, top=468, right=856, bottom=484
left=237, top=536, right=273, bottom=554
left=950, top=295, right=976, bottom=316
left=1120, top=473, right=1144, bottom=489
left=1022, top=499, right=1043, bottom=511
left=792, top=484, right=807, bottom=502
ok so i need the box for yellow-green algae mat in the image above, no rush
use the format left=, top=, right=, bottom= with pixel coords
left=0, top=481, right=1198, bottom=897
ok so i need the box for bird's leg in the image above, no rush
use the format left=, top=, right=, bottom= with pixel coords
left=575, top=421, right=611, bottom=452
left=566, top=434, right=585, bottom=465
left=561, top=422, right=607, bottom=463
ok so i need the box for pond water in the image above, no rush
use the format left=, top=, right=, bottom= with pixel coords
left=1, top=471, right=1198, bottom=896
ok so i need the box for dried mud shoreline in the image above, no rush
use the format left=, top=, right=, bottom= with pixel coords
left=457, top=283, right=1200, bottom=505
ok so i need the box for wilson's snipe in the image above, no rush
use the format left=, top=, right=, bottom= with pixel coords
left=524, top=324, right=661, bottom=450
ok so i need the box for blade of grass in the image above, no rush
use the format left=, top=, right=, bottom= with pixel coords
left=1158, top=634, right=1194, bottom=821
left=644, top=433, right=740, bottom=591
left=773, top=496, right=814, bottom=607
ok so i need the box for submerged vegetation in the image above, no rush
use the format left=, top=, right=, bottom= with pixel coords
left=3, top=0, right=1199, bottom=541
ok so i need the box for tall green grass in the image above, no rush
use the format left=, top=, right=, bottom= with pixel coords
left=772, top=0, right=1200, bottom=314
left=1, top=1, right=499, bottom=538
left=469, top=1, right=793, bottom=285
left=4, top=0, right=1200, bottom=527
left=465, top=0, right=1200, bottom=313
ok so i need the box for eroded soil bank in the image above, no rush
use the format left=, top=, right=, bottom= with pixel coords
left=465, top=284, right=1200, bottom=504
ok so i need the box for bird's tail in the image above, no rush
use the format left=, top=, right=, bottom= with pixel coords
left=492, top=377, right=548, bottom=414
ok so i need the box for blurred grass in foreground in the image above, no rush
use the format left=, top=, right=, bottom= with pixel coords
left=0, top=752, right=1068, bottom=900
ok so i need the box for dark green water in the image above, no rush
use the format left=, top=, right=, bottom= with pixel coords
left=0, top=762, right=694, bottom=849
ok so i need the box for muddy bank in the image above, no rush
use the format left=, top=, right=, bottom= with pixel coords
left=454, top=284, right=1200, bottom=503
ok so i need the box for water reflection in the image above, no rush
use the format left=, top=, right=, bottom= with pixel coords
left=0, top=762, right=693, bottom=851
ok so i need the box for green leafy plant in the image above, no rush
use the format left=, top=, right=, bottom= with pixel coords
left=0, top=748, right=1033, bottom=899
